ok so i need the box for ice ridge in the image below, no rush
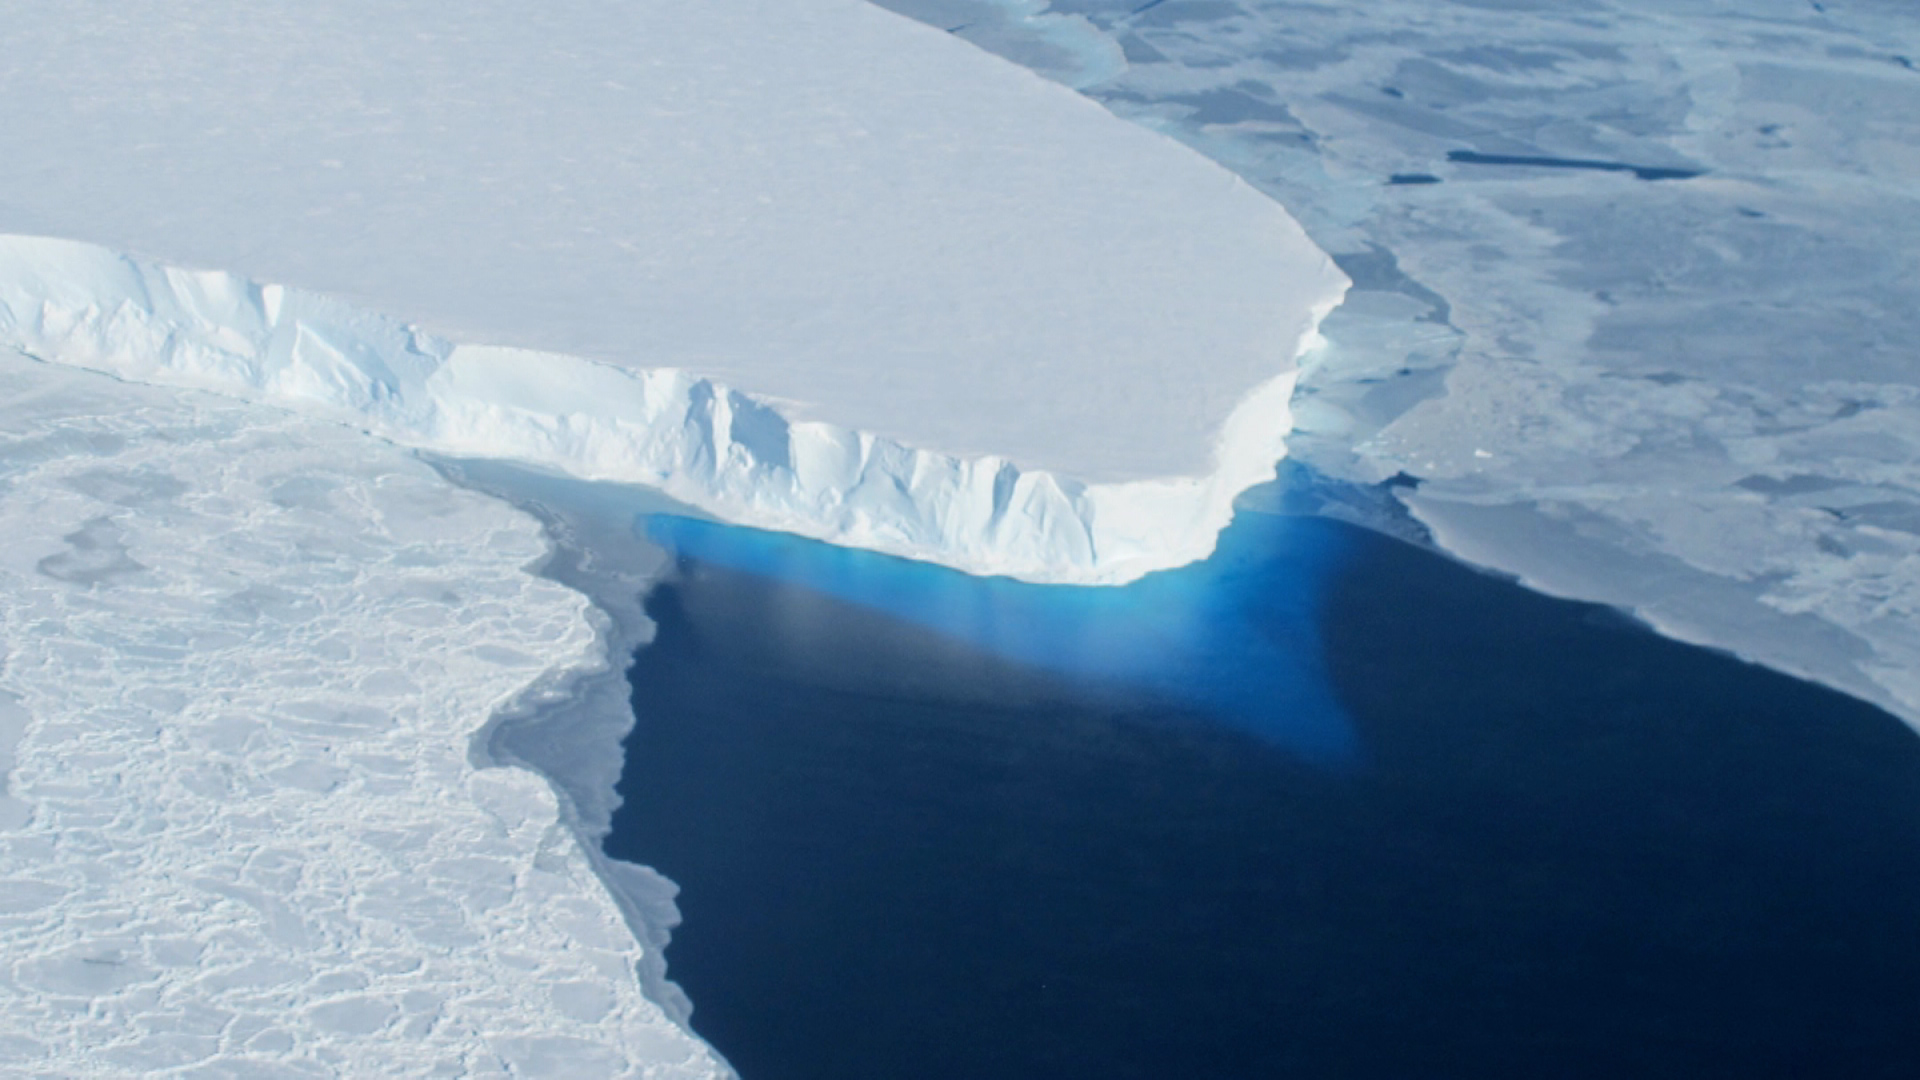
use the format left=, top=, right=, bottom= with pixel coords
left=0, top=234, right=1341, bottom=584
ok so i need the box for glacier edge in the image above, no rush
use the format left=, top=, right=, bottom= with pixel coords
left=0, top=234, right=1344, bottom=584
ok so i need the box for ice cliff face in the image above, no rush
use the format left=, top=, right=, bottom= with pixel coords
left=0, top=235, right=1339, bottom=584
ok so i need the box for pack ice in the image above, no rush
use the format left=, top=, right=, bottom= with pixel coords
left=0, top=0, right=1346, bottom=584
left=0, top=353, right=728, bottom=1077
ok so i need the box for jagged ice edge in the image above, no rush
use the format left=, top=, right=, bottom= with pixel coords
left=0, top=234, right=1339, bottom=583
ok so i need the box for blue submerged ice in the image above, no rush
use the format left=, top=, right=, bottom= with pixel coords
left=644, top=506, right=1360, bottom=764
left=877, top=0, right=1920, bottom=727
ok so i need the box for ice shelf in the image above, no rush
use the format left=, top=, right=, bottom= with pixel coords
left=0, top=0, right=1346, bottom=583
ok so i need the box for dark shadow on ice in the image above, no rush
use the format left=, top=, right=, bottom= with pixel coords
left=1448, top=149, right=1704, bottom=181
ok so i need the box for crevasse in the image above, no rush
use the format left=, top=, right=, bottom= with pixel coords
left=0, top=234, right=1339, bottom=583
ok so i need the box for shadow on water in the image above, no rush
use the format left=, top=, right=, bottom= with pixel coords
left=610, top=509, right=1920, bottom=1080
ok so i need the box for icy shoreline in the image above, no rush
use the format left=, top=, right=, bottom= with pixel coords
left=0, top=352, right=729, bottom=1076
left=439, top=459, right=712, bottom=1038
left=0, top=234, right=1339, bottom=585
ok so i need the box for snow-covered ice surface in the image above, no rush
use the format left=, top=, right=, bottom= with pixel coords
left=0, top=0, right=1347, bottom=583
left=876, top=0, right=1920, bottom=724
left=0, top=351, right=727, bottom=1077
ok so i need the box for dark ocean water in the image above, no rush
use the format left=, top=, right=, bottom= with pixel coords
left=606, top=509, right=1920, bottom=1080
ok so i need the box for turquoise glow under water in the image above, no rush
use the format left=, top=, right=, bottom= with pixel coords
left=615, top=496, right=1920, bottom=1079
left=641, top=510, right=1361, bottom=764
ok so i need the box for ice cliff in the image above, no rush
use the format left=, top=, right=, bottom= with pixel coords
left=0, top=0, right=1346, bottom=583
left=0, top=235, right=1341, bottom=583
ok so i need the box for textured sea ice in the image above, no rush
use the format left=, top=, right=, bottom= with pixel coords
left=905, top=0, right=1920, bottom=724
left=0, top=352, right=726, bottom=1077
left=0, top=693, right=29, bottom=830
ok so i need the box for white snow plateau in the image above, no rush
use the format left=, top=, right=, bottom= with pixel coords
left=0, top=0, right=1346, bottom=585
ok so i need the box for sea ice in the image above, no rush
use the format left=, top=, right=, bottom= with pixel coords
left=895, top=0, right=1920, bottom=725
left=0, top=352, right=727, bottom=1077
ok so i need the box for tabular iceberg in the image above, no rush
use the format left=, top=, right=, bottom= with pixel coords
left=0, top=232, right=1338, bottom=585
left=0, top=0, right=1346, bottom=583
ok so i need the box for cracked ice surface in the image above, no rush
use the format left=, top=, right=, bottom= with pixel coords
left=0, top=353, right=725, bottom=1077
left=885, top=0, right=1920, bottom=722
